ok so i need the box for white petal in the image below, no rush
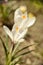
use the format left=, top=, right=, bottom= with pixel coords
left=14, top=8, right=22, bottom=23
left=12, top=23, right=20, bottom=42
left=14, top=7, right=27, bottom=24
left=12, top=24, right=16, bottom=33
left=20, top=6, right=27, bottom=13
left=18, top=39, right=24, bottom=43
left=14, top=15, right=22, bottom=23
left=12, top=19, right=27, bottom=41
left=27, top=17, right=36, bottom=28
left=14, top=8, right=19, bottom=23
left=12, top=23, right=20, bottom=36
left=16, top=28, right=28, bottom=41
left=3, top=26, right=13, bottom=41
left=18, top=18, right=27, bottom=31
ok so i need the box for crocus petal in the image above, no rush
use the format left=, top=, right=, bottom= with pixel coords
left=13, top=20, right=28, bottom=42
left=14, top=7, right=27, bottom=24
left=15, top=28, right=28, bottom=42
left=14, top=8, right=22, bottom=23
left=12, top=23, right=20, bottom=36
left=12, top=24, right=17, bottom=34
left=18, top=18, right=27, bottom=31
left=12, top=18, right=27, bottom=39
left=3, top=26, right=13, bottom=41
left=20, top=6, right=27, bottom=13
left=23, top=16, right=36, bottom=29
left=27, top=17, right=36, bottom=28
left=18, top=39, right=24, bottom=43
left=14, top=15, right=22, bottom=23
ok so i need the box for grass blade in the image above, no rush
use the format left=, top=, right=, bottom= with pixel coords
left=12, top=42, right=21, bottom=57
left=13, top=50, right=34, bottom=65
left=14, top=60, right=21, bottom=65
left=11, top=44, right=34, bottom=61
left=11, top=50, right=34, bottom=62
left=20, top=50, right=34, bottom=55
left=6, top=35, right=9, bottom=50
left=10, top=56, right=22, bottom=65
left=15, top=50, right=34, bottom=59
left=15, top=44, right=34, bottom=54
left=0, top=37, right=8, bottom=56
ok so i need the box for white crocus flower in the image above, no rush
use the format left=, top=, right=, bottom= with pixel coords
left=14, top=6, right=36, bottom=29
left=14, top=6, right=27, bottom=24
left=3, top=6, right=36, bottom=44
left=14, top=11, right=36, bottom=30
left=7, top=12, right=36, bottom=43
left=3, top=23, right=28, bottom=44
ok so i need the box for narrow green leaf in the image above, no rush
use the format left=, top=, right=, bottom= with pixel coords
left=14, top=60, right=21, bottom=65
left=8, top=44, right=14, bottom=64
left=11, top=44, right=35, bottom=61
left=11, top=50, right=34, bottom=65
left=15, top=44, right=35, bottom=54
left=0, top=37, right=8, bottom=56
left=7, top=43, right=15, bottom=64
left=6, top=35, right=9, bottom=50
left=12, top=43, right=15, bottom=52
left=15, top=50, right=34, bottom=59
left=12, top=42, right=21, bottom=57
left=10, top=56, right=22, bottom=65
left=20, top=50, right=34, bottom=55
left=12, top=50, right=34, bottom=63
left=9, top=43, right=15, bottom=55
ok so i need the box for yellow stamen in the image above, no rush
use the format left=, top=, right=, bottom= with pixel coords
left=20, top=6, right=27, bottom=13
left=28, top=13, right=34, bottom=18
left=22, top=15, right=26, bottom=19
left=16, top=26, right=19, bottom=32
